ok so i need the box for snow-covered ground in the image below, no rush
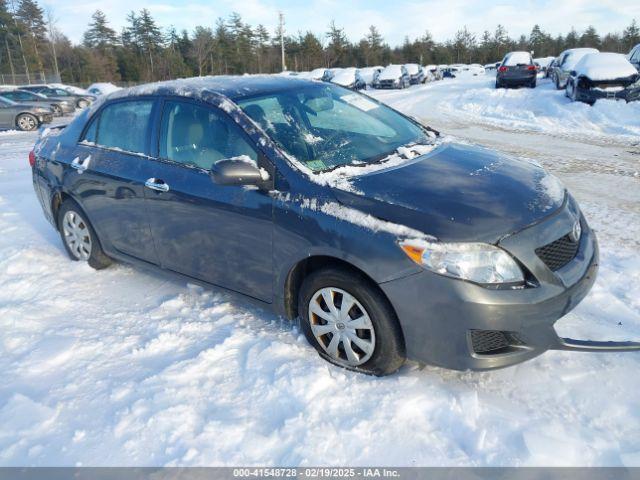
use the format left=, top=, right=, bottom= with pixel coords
left=1, top=75, right=640, bottom=467
left=369, top=74, right=640, bottom=143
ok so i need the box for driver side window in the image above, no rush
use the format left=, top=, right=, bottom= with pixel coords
left=159, top=101, right=257, bottom=170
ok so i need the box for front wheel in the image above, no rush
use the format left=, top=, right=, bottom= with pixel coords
left=51, top=104, right=62, bottom=116
left=57, top=200, right=112, bottom=269
left=298, top=267, right=405, bottom=375
left=16, top=113, right=38, bottom=131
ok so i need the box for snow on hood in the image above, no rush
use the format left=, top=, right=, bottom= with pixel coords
left=574, top=53, right=638, bottom=81
left=378, top=65, right=403, bottom=80
left=405, top=64, right=420, bottom=75
left=331, top=68, right=358, bottom=86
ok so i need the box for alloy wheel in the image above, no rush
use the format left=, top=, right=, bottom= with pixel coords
left=308, top=287, right=376, bottom=366
left=62, top=210, right=92, bottom=260
left=17, top=114, right=37, bottom=131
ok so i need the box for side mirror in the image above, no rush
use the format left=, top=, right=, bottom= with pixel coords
left=210, top=158, right=268, bottom=187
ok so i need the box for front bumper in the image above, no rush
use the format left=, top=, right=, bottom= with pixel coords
left=37, top=113, right=53, bottom=124
left=576, top=86, right=640, bottom=103
left=380, top=198, right=638, bottom=370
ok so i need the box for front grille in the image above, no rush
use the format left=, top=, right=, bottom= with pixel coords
left=470, top=330, right=525, bottom=355
left=535, top=233, right=579, bottom=271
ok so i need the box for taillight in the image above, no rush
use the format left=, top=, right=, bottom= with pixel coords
left=527, top=65, right=536, bottom=71
left=498, top=66, right=508, bottom=72
left=29, top=150, right=36, bottom=168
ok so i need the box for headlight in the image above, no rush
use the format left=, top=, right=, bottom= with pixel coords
left=399, top=240, right=525, bottom=285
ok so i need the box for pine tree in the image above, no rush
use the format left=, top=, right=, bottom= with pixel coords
left=326, top=20, right=348, bottom=67
left=622, top=19, right=639, bottom=50
left=580, top=25, right=600, bottom=48
left=83, top=10, right=117, bottom=50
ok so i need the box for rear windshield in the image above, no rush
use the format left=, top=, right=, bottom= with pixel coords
left=237, top=83, right=430, bottom=173
left=503, top=52, right=532, bottom=66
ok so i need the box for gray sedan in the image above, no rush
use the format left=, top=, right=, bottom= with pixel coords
left=0, top=89, right=71, bottom=117
left=0, top=96, right=53, bottom=131
left=19, top=85, right=95, bottom=109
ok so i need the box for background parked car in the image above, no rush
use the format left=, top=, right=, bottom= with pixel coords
left=469, top=64, right=486, bottom=76
left=425, top=64, right=442, bottom=80
left=19, top=84, right=96, bottom=108
left=0, top=96, right=53, bottom=131
left=86, top=83, right=121, bottom=96
left=330, top=67, right=366, bottom=90
left=628, top=43, right=640, bottom=72
left=534, top=56, right=555, bottom=75
left=566, top=52, right=639, bottom=104
left=496, top=51, right=537, bottom=88
left=0, top=88, right=69, bottom=116
left=404, top=63, right=425, bottom=84
left=374, top=64, right=410, bottom=88
left=545, top=58, right=558, bottom=78
left=553, top=48, right=599, bottom=89
left=358, top=66, right=383, bottom=86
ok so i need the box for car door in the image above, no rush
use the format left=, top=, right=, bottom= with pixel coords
left=143, top=98, right=274, bottom=302
left=69, top=98, right=160, bottom=264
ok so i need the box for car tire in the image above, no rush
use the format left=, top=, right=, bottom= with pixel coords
left=77, top=99, right=89, bottom=109
left=529, top=79, right=537, bottom=88
left=51, top=104, right=62, bottom=116
left=298, top=267, right=405, bottom=376
left=16, top=113, right=38, bottom=131
left=57, top=199, right=112, bottom=270
left=495, top=80, right=502, bottom=89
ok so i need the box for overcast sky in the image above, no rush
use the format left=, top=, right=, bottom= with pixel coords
left=44, top=0, right=639, bottom=45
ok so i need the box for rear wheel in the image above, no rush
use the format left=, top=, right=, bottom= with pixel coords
left=495, top=80, right=502, bottom=89
left=51, top=104, right=62, bottom=116
left=57, top=200, right=111, bottom=269
left=529, top=78, right=537, bottom=88
left=16, top=113, right=38, bottom=131
left=298, top=267, right=405, bottom=376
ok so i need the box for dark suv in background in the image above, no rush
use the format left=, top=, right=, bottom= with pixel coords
left=496, top=51, right=538, bottom=88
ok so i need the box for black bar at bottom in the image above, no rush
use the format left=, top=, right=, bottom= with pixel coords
left=1, top=467, right=640, bottom=480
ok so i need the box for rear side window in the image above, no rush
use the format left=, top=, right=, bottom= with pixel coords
left=159, top=100, right=257, bottom=170
left=83, top=100, right=153, bottom=154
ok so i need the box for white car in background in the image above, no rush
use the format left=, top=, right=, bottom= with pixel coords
left=358, top=66, right=383, bottom=86
left=553, top=48, right=599, bottom=89
left=329, top=67, right=366, bottom=90
left=305, top=68, right=329, bottom=81
left=404, top=63, right=425, bottom=84
left=373, top=64, right=411, bottom=89
left=86, top=82, right=121, bottom=96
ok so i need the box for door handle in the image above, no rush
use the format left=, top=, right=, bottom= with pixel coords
left=145, top=178, right=170, bottom=192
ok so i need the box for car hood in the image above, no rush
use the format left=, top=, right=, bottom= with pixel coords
left=330, top=143, right=566, bottom=243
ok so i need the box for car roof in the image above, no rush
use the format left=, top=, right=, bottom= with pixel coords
left=106, top=75, right=322, bottom=102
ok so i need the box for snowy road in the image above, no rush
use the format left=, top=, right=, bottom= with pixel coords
left=1, top=77, right=640, bottom=466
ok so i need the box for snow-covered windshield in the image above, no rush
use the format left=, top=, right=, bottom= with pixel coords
left=331, top=68, right=357, bottom=85
left=405, top=64, right=420, bottom=75
left=563, top=49, right=599, bottom=70
left=237, top=83, right=430, bottom=172
left=379, top=65, right=403, bottom=80
left=503, top=52, right=532, bottom=66
left=574, top=53, right=638, bottom=80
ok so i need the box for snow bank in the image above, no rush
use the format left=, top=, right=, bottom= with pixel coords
left=369, top=75, right=640, bottom=142
left=574, top=53, right=638, bottom=81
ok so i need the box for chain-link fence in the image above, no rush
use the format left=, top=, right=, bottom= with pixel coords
left=0, top=72, right=61, bottom=86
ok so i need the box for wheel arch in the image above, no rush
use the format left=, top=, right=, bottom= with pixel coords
left=282, top=254, right=400, bottom=325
